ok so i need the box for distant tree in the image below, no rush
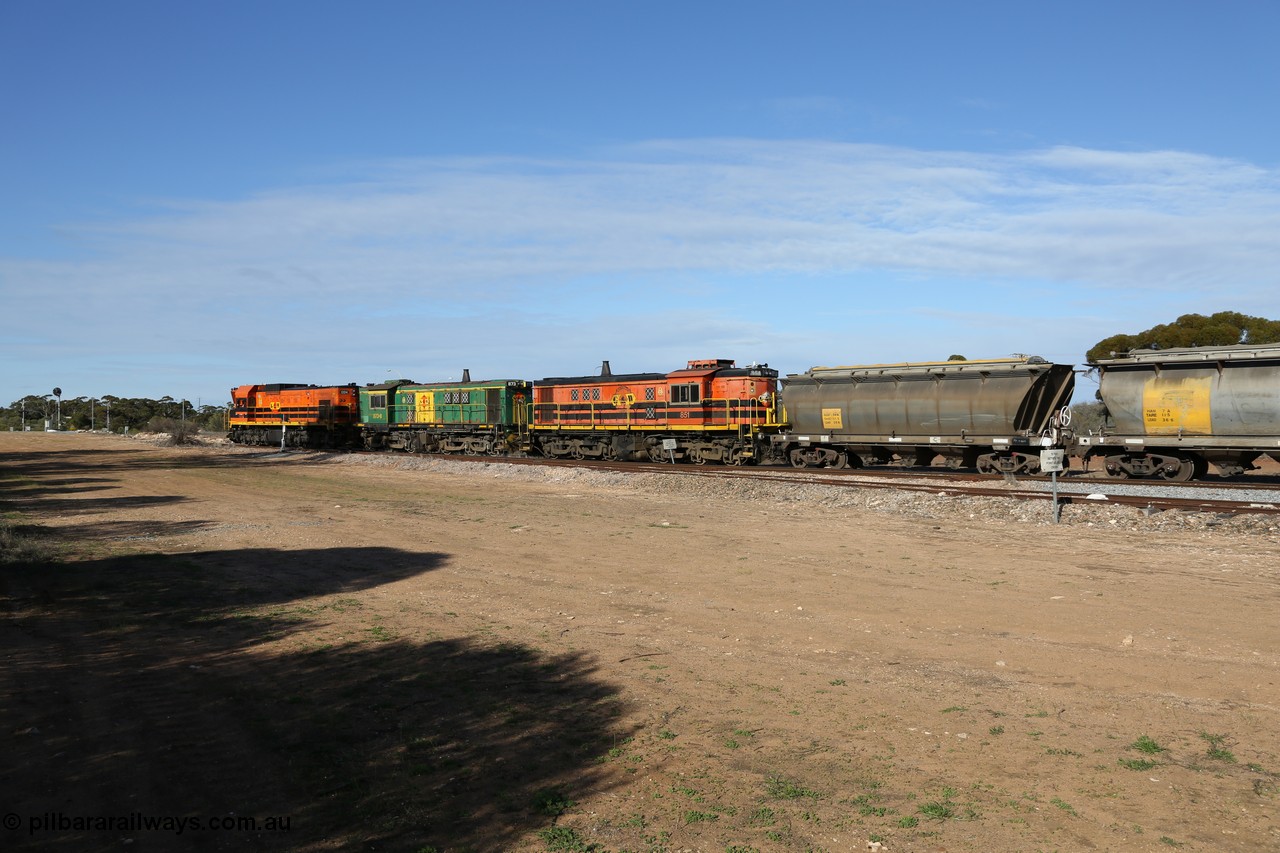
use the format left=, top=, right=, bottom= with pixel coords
left=0, top=394, right=220, bottom=434
left=143, top=416, right=202, bottom=445
left=1086, top=311, right=1280, bottom=362
left=1069, top=401, right=1108, bottom=435
left=946, top=354, right=968, bottom=361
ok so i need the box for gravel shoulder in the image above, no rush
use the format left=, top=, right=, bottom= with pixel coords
left=3, top=432, right=1279, bottom=852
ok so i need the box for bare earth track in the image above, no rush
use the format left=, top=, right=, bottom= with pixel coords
left=2, top=432, right=1279, bottom=852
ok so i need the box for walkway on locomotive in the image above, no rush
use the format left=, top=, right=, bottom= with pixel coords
left=530, top=359, right=781, bottom=433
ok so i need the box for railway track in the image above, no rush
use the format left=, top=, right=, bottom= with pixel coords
left=347, top=450, right=1280, bottom=517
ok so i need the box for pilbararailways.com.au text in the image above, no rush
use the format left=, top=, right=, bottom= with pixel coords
left=7, top=811, right=291, bottom=836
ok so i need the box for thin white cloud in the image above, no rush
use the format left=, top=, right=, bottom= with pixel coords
left=2, top=139, right=1278, bottom=400
left=19, top=139, right=1275, bottom=300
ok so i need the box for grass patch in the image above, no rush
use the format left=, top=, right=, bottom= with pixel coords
left=0, top=517, right=63, bottom=565
left=1051, top=797, right=1077, bottom=816
left=532, top=788, right=575, bottom=816
left=765, top=775, right=820, bottom=800
left=536, top=826, right=600, bottom=851
left=918, top=800, right=955, bottom=820
left=1199, top=732, right=1236, bottom=763
left=1132, top=735, right=1166, bottom=755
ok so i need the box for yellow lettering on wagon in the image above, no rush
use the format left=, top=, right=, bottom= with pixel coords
left=821, top=408, right=843, bottom=430
left=1142, top=376, right=1212, bottom=435
left=415, top=392, right=435, bottom=423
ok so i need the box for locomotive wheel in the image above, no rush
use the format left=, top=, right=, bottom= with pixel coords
left=403, top=434, right=419, bottom=454
left=689, top=448, right=707, bottom=465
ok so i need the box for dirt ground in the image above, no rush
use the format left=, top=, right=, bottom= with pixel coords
left=2, top=432, right=1279, bottom=853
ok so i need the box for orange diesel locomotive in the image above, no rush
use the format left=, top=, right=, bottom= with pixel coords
left=228, top=383, right=360, bottom=448
left=530, top=359, right=780, bottom=464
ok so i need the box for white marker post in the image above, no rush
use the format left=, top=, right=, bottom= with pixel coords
left=1040, top=448, right=1066, bottom=523
left=662, top=437, right=678, bottom=464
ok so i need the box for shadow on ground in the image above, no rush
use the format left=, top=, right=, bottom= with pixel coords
left=2, top=543, right=632, bottom=852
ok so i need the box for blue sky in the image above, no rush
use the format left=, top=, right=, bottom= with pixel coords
left=3, top=1, right=1278, bottom=408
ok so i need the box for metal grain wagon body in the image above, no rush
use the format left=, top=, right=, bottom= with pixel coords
left=775, top=356, right=1075, bottom=474
left=1079, top=342, right=1280, bottom=479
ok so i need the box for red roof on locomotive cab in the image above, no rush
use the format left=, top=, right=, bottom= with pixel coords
left=667, top=358, right=736, bottom=380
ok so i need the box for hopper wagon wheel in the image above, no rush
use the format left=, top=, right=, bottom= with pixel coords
left=789, top=449, right=810, bottom=468
left=1103, top=456, right=1130, bottom=478
left=1157, top=454, right=1197, bottom=482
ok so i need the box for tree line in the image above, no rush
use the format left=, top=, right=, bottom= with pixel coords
left=1086, top=311, right=1280, bottom=362
left=0, top=395, right=227, bottom=434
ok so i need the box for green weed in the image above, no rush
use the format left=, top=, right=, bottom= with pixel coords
left=532, top=788, right=574, bottom=816
left=765, top=775, right=819, bottom=800
left=537, top=826, right=599, bottom=852
left=1200, top=732, right=1236, bottom=763
left=1131, top=735, right=1166, bottom=754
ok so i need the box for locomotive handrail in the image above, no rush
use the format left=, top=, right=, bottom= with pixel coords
left=531, top=396, right=772, bottom=428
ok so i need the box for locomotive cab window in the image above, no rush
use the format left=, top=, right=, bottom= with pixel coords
left=671, top=383, right=701, bottom=404
left=369, top=393, right=387, bottom=409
